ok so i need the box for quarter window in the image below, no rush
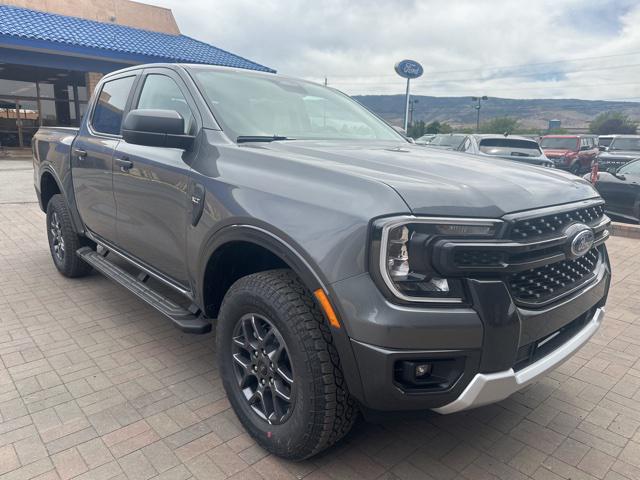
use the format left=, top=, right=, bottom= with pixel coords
left=137, top=75, right=194, bottom=134
left=91, top=76, right=135, bottom=135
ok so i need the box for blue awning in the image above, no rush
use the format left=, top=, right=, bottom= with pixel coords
left=0, top=4, right=275, bottom=73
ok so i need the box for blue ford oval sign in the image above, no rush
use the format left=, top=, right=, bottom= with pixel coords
left=395, top=59, right=424, bottom=79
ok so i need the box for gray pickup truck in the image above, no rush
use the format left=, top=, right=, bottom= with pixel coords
left=33, top=63, right=611, bottom=460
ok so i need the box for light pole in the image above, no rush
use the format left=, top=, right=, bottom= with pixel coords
left=472, top=96, right=488, bottom=132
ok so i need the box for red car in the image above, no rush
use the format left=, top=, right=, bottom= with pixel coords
left=540, top=135, right=599, bottom=174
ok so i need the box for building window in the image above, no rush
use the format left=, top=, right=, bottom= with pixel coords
left=0, top=64, right=89, bottom=147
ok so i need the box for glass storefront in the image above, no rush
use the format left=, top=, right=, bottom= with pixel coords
left=0, top=64, right=88, bottom=147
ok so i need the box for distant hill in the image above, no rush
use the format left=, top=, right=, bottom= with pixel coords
left=352, top=95, right=640, bottom=130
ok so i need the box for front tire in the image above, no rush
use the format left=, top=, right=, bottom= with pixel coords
left=46, top=194, right=92, bottom=278
left=217, top=269, right=357, bottom=460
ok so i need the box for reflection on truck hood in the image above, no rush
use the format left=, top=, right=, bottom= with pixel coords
left=263, top=140, right=600, bottom=218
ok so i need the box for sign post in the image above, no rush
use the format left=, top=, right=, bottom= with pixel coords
left=394, top=59, right=423, bottom=132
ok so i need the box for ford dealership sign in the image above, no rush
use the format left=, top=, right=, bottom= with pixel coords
left=394, top=59, right=424, bottom=79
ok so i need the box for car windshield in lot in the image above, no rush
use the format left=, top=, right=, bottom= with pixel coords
left=540, top=137, right=578, bottom=150
left=479, top=138, right=542, bottom=157
left=609, top=137, right=640, bottom=151
left=428, top=134, right=466, bottom=148
left=190, top=68, right=403, bottom=142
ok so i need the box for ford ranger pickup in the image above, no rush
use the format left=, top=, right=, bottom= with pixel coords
left=32, top=64, right=611, bottom=460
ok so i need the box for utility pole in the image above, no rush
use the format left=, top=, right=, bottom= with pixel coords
left=472, top=96, right=488, bottom=132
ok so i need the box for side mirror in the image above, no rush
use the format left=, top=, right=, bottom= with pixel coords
left=615, top=172, right=626, bottom=180
left=122, top=109, right=194, bottom=150
left=598, top=145, right=607, bottom=151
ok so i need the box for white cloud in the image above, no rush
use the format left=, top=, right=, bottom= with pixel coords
left=151, top=0, right=640, bottom=100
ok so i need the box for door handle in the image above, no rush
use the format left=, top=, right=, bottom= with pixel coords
left=115, top=157, right=133, bottom=172
left=73, top=148, right=87, bottom=159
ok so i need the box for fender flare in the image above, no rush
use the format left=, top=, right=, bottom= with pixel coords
left=38, top=166, right=85, bottom=234
left=197, top=222, right=365, bottom=401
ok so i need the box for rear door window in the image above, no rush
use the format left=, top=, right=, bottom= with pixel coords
left=91, top=76, right=136, bottom=135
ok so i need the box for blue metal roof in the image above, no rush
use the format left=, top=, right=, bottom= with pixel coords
left=0, top=4, right=275, bottom=73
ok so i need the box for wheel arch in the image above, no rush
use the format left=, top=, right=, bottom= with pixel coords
left=39, top=169, right=62, bottom=212
left=198, top=224, right=325, bottom=318
left=197, top=224, right=365, bottom=401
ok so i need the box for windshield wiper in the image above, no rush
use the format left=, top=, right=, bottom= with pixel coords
left=237, top=135, right=294, bottom=143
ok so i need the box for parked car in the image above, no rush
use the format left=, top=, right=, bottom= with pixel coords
left=598, top=135, right=615, bottom=150
left=587, top=158, right=640, bottom=223
left=457, top=134, right=554, bottom=167
left=415, top=133, right=436, bottom=144
left=596, top=135, right=640, bottom=172
left=423, top=133, right=466, bottom=150
left=32, top=63, right=611, bottom=460
left=539, top=135, right=598, bottom=174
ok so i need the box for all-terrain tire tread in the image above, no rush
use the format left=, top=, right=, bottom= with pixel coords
left=219, top=269, right=357, bottom=459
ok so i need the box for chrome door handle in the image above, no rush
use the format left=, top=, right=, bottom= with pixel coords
left=115, top=157, right=133, bottom=172
left=73, top=148, right=87, bottom=159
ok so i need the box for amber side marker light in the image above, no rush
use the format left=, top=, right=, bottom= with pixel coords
left=313, top=289, right=341, bottom=328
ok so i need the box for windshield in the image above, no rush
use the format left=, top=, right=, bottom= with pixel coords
left=540, top=137, right=578, bottom=150
left=609, top=137, right=640, bottom=151
left=598, top=137, right=613, bottom=147
left=428, top=134, right=466, bottom=148
left=479, top=138, right=542, bottom=157
left=191, top=69, right=403, bottom=142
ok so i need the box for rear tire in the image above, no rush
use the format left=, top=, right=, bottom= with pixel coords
left=46, top=194, right=92, bottom=278
left=217, top=269, right=357, bottom=460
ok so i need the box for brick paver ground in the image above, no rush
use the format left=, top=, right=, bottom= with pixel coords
left=1, top=196, right=639, bottom=479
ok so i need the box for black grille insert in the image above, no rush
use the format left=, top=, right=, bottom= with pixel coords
left=508, top=248, right=599, bottom=305
left=510, top=204, right=604, bottom=240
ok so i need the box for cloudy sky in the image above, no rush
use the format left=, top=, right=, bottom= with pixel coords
left=152, top=0, right=640, bottom=101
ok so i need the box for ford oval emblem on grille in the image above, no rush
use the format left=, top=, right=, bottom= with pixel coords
left=570, top=229, right=595, bottom=258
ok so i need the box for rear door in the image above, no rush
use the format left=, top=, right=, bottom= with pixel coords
left=112, top=68, right=200, bottom=286
left=72, top=73, right=137, bottom=240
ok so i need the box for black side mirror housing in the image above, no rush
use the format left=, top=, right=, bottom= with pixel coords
left=122, top=109, right=195, bottom=150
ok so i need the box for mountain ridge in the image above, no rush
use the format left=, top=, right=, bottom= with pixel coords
left=352, top=94, right=640, bottom=129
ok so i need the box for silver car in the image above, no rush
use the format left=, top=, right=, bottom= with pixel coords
left=456, top=134, right=554, bottom=167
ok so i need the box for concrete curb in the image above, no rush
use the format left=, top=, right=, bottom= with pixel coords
left=611, top=221, right=640, bottom=239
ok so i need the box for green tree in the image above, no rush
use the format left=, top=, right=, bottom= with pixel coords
left=479, top=117, right=520, bottom=134
left=407, top=120, right=426, bottom=139
left=589, top=111, right=638, bottom=135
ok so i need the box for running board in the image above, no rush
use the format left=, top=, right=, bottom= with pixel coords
left=77, top=247, right=211, bottom=334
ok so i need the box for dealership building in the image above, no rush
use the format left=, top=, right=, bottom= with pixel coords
left=0, top=0, right=273, bottom=147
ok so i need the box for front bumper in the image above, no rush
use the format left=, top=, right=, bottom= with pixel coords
left=332, top=252, right=610, bottom=412
left=434, top=306, right=604, bottom=413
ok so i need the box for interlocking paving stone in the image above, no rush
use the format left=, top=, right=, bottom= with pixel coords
left=1, top=191, right=640, bottom=479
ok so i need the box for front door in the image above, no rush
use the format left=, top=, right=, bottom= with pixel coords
left=72, top=74, right=136, bottom=240
left=112, top=69, right=199, bottom=286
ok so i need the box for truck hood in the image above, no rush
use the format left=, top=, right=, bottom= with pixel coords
left=262, top=140, right=599, bottom=218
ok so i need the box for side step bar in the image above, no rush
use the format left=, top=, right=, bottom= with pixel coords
left=77, top=247, right=211, bottom=334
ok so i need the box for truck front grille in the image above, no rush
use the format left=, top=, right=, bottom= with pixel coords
left=510, top=204, right=605, bottom=240
left=507, top=248, right=599, bottom=305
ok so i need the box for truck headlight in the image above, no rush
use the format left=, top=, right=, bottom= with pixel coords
left=371, top=217, right=502, bottom=303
